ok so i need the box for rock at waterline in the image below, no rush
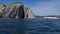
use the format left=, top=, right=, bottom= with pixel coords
left=0, top=2, right=35, bottom=18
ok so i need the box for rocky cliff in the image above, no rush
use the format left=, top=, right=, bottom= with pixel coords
left=0, top=2, right=35, bottom=18
left=0, top=4, right=6, bottom=18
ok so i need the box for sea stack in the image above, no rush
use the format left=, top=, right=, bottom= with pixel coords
left=2, top=2, right=35, bottom=18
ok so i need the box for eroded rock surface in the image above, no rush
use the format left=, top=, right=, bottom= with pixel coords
left=0, top=2, right=35, bottom=18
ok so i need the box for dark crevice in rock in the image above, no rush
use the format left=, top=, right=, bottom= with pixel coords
left=18, top=6, right=24, bottom=18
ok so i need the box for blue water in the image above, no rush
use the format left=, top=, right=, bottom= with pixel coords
left=0, top=18, right=60, bottom=34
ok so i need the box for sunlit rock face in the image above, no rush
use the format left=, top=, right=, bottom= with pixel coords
left=0, top=4, right=5, bottom=9
left=0, top=4, right=6, bottom=18
left=2, top=2, right=35, bottom=18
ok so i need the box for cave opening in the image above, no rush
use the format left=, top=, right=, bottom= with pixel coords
left=18, top=6, right=25, bottom=18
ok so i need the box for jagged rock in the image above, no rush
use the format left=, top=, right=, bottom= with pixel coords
left=0, top=4, right=6, bottom=18
left=0, top=3, right=6, bottom=9
left=1, top=2, right=35, bottom=18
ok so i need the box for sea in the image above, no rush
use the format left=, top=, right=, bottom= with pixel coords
left=0, top=18, right=60, bottom=34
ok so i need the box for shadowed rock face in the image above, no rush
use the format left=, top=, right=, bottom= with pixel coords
left=0, top=2, right=35, bottom=18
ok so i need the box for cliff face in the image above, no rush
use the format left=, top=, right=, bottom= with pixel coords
left=0, top=4, right=6, bottom=18
left=0, top=4, right=5, bottom=9
left=0, top=2, right=35, bottom=18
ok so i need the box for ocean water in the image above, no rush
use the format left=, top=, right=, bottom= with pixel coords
left=0, top=18, right=60, bottom=34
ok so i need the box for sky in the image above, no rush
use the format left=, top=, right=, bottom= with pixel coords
left=0, top=0, right=60, bottom=16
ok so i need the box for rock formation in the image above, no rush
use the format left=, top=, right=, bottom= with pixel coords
left=0, top=2, right=35, bottom=18
left=0, top=4, right=6, bottom=18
